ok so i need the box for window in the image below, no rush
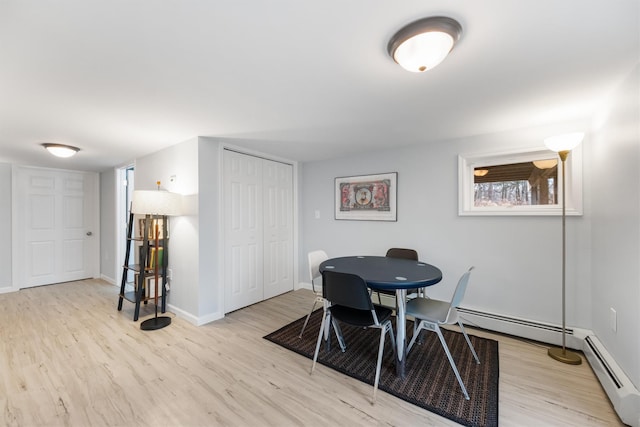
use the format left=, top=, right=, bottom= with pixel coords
left=458, top=147, right=583, bottom=216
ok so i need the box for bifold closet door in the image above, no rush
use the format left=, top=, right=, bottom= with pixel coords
left=262, top=159, right=293, bottom=299
left=224, top=151, right=264, bottom=312
left=223, top=150, right=294, bottom=313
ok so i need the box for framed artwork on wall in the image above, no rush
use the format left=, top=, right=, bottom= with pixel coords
left=335, top=172, right=397, bottom=221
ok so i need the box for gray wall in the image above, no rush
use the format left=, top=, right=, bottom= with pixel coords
left=99, top=167, right=116, bottom=282
left=135, top=137, right=202, bottom=321
left=0, top=163, right=12, bottom=290
left=301, top=129, right=592, bottom=327
left=197, top=138, right=222, bottom=318
left=590, top=63, right=640, bottom=386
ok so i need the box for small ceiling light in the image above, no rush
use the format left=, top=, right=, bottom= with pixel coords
left=474, top=169, right=489, bottom=177
left=42, top=143, right=80, bottom=158
left=388, top=16, right=462, bottom=72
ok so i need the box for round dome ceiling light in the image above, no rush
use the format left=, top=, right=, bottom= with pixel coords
left=387, top=16, right=462, bottom=73
left=42, top=143, right=80, bottom=158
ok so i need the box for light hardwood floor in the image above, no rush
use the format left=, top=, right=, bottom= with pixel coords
left=0, top=279, right=625, bottom=426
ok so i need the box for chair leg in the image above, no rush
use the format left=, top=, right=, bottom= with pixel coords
left=299, top=298, right=319, bottom=338
left=311, top=310, right=329, bottom=374
left=458, top=321, right=480, bottom=364
left=407, top=320, right=424, bottom=353
left=372, top=325, right=387, bottom=404
left=331, top=318, right=346, bottom=352
left=386, top=322, right=396, bottom=359
left=434, top=325, right=470, bottom=400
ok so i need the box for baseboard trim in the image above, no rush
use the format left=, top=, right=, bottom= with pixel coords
left=167, top=303, right=223, bottom=326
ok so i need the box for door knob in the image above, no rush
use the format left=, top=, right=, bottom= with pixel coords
left=86, top=231, right=93, bottom=236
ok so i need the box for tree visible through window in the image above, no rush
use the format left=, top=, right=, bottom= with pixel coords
left=473, top=160, right=557, bottom=207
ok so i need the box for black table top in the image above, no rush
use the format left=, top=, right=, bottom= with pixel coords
left=319, top=256, right=442, bottom=290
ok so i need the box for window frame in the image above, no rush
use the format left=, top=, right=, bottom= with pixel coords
left=458, top=146, right=583, bottom=216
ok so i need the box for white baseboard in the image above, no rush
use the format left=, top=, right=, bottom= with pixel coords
left=297, top=281, right=312, bottom=291
left=167, top=303, right=224, bottom=326
left=0, top=285, right=17, bottom=294
left=100, top=274, right=116, bottom=285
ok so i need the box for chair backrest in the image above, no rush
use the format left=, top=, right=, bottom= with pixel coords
left=450, top=266, right=475, bottom=310
left=322, top=271, right=373, bottom=312
left=308, top=250, right=329, bottom=290
left=385, top=248, right=419, bottom=261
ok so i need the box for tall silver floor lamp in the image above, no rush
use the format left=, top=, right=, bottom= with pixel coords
left=544, top=132, right=584, bottom=365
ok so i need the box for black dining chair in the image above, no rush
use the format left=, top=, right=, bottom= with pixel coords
left=374, top=248, right=421, bottom=306
left=310, top=270, right=396, bottom=403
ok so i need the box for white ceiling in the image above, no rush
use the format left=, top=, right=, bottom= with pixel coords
left=1, top=1, right=637, bottom=172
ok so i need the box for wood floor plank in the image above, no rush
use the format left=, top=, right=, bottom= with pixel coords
left=0, top=279, right=625, bottom=426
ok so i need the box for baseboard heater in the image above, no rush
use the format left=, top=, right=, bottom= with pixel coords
left=456, top=307, right=577, bottom=347
left=457, top=307, right=640, bottom=426
left=583, top=336, right=640, bottom=427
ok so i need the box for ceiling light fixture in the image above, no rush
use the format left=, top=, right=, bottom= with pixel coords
left=387, top=16, right=462, bottom=72
left=42, top=143, right=80, bottom=158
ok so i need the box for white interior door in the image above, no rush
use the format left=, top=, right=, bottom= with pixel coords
left=15, top=167, right=98, bottom=288
left=263, top=159, right=293, bottom=299
left=224, top=150, right=264, bottom=312
left=223, top=150, right=294, bottom=313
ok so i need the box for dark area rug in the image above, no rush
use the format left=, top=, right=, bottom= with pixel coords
left=264, top=309, right=499, bottom=427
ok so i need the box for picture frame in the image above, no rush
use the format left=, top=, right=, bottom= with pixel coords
left=335, top=172, right=397, bottom=221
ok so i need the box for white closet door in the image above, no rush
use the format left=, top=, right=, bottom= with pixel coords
left=224, top=151, right=264, bottom=312
left=15, top=167, right=98, bottom=288
left=263, top=159, right=293, bottom=299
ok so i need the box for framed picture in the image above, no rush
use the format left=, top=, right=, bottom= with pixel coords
left=335, top=172, right=397, bottom=221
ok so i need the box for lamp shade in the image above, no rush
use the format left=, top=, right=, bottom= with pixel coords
left=544, top=132, right=584, bottom=153
left=131, top=190, right=182, bottom=216
left=388, top=16, right=462, bottom=72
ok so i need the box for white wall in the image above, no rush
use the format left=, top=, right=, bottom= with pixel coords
left=301, top=127, right=593, bottom=328
left=100, top=167, right=116, bottom=282
left=590, top=63, right=640, bottom=388
left=197, top=138, right=222, bottom=320
left=0, top=163, right=12, bottom=291
left=135, top=138, right=201, bottom=320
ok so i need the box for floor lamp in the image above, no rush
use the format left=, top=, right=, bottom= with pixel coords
left=131, top=183, right=182, bottom=331
left=544, top=132, right=584, bottom=365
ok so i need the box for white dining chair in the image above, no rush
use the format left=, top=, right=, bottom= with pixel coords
left=405, top=266, right=480, bottom=400
left=299, top=250, right=329, bottom=338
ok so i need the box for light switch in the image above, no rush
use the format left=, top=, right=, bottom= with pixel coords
left=314, top=210, right=320, bottom=219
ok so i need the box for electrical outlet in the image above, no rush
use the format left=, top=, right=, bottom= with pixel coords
left=610, top=307, right=617, bottom=332
left=167, top=268, right=173, bottom=279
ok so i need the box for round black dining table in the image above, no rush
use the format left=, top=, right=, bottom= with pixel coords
left=319, top=256, right=443, bottom=378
